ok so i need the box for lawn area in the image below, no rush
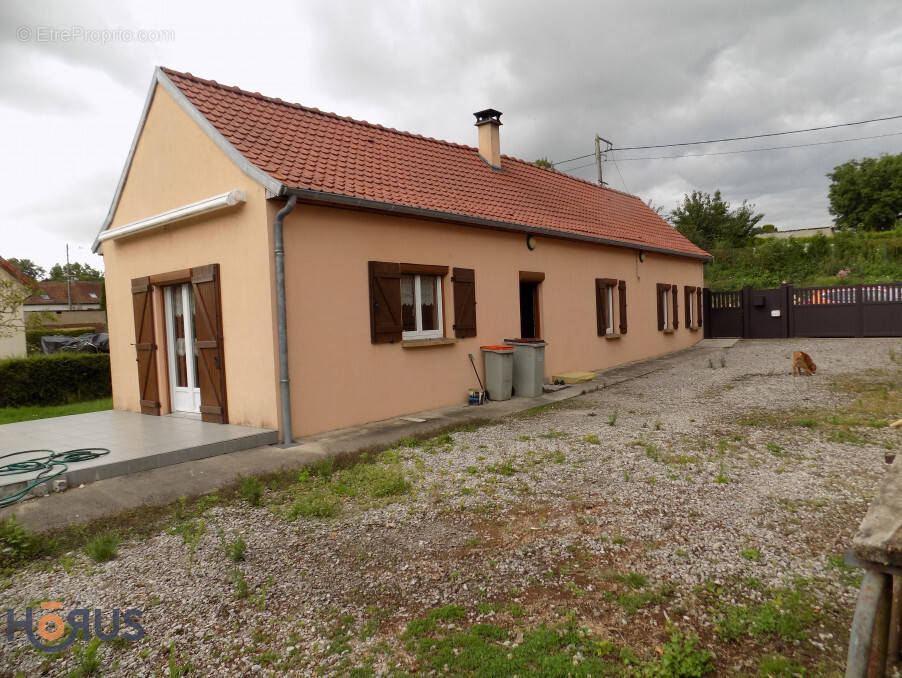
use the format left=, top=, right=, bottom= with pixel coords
left=0, top=397, right=112, bottom=425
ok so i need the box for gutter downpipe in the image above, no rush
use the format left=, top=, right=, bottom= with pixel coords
left=274, top=194, right=297, bottom=446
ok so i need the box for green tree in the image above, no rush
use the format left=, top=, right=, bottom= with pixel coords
left=828, top=153, right=902, bottom=231
left=47, top=262, right=104, bottom=281
left=6, top=258, right=45, bottom=281
left=533, top=157, right=554, bottom=170
left=0, top=279, right=32, bottom=338
left=669, top=190, right=764, bottom=250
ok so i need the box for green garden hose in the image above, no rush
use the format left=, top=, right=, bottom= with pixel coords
left=0, top=448, right=110, bottom=508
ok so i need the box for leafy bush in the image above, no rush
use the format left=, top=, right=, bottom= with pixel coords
left=25, top=326, right=98, bottom=355
left=0, top=516, right=45, bottom=569
left=0, top=353, right=111, bottom=407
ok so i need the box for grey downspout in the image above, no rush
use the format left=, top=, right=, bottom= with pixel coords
left=274, top=195, right=297, bottom=446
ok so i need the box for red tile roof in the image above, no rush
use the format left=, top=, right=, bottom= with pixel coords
left=161, top=68, right=709, bottom=259
left=25, top=281, right=103, bottom=306
left=0, top=256, right=34, bottom=287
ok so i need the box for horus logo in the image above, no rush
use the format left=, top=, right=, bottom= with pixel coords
left=6, top=602, right=145, bottom=653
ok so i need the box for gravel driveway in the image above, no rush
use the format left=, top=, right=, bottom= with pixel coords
left=3, top=337, right=901, bottom=677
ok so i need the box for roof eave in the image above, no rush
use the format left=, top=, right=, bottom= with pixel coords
left=281, top=187, right=712, bottom=261
left=91, top=66, right=284, bottom=254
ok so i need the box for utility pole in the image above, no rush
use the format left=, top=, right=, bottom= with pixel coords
left=66, top=243, right=72, bottom=311
left=594, top=135, right=613, bottom=186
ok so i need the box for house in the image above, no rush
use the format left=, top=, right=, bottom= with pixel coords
left=23, top=280, right=106, bottom=330
left=0, top=256, right=32, bottom=359
left=757, top=226, right=835, bottom=239
left=92, top=67, right=710, bottom=442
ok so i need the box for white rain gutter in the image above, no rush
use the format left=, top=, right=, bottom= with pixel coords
left=97, top=190, right=246, bottom=244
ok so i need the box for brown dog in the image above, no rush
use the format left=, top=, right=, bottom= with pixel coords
left=792, top=351, right=817, bottom=376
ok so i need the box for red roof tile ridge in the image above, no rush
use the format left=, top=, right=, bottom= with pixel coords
left=0, top=256, right=34, bottom=287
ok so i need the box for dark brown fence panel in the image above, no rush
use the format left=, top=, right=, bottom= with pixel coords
left=862, top=282, right=902, bottom=337
left=708, top=290, right=743, bottom=337
left=792, top=285, right=860, bottom=337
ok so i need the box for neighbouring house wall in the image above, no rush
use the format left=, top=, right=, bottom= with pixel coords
left=279, top=204, right=704, bottom=436
left=100, top=83, right=280, bottom=430
left=0, top=268, right=26, bottom=359
left=25, top=309, right=107, bottom=328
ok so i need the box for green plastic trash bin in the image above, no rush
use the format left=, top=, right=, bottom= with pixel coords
left=480, top=345, right=514, bottom=401
left=504, top=339, right=548, bottom=397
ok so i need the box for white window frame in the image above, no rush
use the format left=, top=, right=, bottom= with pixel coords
left=661, top=288, right=670, bottom=329
left=605, top=284, right=615, bottom=334
left=402, top=274, right=444, bottom=340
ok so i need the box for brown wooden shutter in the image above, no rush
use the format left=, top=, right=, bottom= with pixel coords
left=672, top=284, right=679, bottom=329
left=131, top=276, right=160, bottom=416
left=452, top=267, right=477, bottom=338
left=697, top=288, right=703, bottom=326
left=684, top=286, right=692, bottom=327
left=618, top=280, right=628, bottom=334
left=192, top=264, right=229, bottom=424
left=595, top=279, right=607, bottom=336
left=656, top=283, right=665, bottom=331
left=368, top=261, right=402, bottom=343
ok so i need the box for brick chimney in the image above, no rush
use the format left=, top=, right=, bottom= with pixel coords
left=474, top=108, right=502, bottom=169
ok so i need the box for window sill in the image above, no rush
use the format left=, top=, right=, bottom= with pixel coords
left=604, top=332, right=621, bottom=340
left=401, top=337, right=458, bottom=349
left=662, top=328, right=675, bottom=334
left=689, top=324, right=700, bottom=332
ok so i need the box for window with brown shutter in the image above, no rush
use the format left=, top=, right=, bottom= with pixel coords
left=671, top=284, right=679, bottom=330
left=595, top=278, right=617, bottom=336
left=368, top=261, right=402, bottom=343
left=618, top=280, right=628, bottom=334
left=656, top=283, right=672, bottom=331
left=685, top=286, right=700, bottom=329
left=131, top=276, right=160, bottom=415
left=452, top=267, right=477, bottom=338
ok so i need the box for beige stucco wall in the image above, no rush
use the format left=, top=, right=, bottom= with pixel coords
left=0, top=268, right=26, bottom=359
left=279, top=204, right=704, bottom=436
left=101, top=83, right=280, bottom=430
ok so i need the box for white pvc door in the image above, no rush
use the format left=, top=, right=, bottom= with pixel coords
left=164, top=284, right=201, bottom=414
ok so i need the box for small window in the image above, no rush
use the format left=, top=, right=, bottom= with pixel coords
left=656, top=283, right=674, bottom=332
left=401, top=273, right=443, bottom=340
left=41, top=294, right=50, bottom=300
left=596, top=278, right=627, bottom=336
left=685, top=285, right=699, bottom=329
left=89, top=292, right=99, bottom=299
left=660, top=288, right=669, bottom=329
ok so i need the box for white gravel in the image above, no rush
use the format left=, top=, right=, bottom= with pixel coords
left=2, top=337, right=900, bottom=676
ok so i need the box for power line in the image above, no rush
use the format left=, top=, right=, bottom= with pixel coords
left=552, top=113, right=902, bottom=165
left=612, top=114, right=902, bottom=151
left=609, top=130, right=902, bottom=161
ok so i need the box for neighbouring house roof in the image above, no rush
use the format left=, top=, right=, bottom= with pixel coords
left=0, top=256, right=34, bottom=287
left=24, top=281, right=103, bottom=306
left=96, top=67, right=709, bottom=260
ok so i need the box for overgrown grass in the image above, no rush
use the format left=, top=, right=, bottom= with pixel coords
left=711, top=578, right=819, bottom=642
left=0, top=397, right=112, bottom=425
left=83, top=533, right=118, bottom=562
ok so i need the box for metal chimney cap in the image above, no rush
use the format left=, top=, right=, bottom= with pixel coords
left=473, top=108, right=503, bottom=126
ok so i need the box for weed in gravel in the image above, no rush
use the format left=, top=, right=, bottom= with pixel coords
left=741, top=548, right=761, bottom=562
left=311, top=457, right=336, bottom=477
left=720, top=354, right=727, bottom=368
left=654, top=419, right=663, bottom=431
left=288, top=489, right=342, bottom=519
left=653, top=628, right=714, bottom=677
left=757, top=653, right=807, bottom=677
left=221, top=532, right=246, bottom=563
left=238, top=475, right=264, bottom=506
left=607, top=409, right=619, bottom=426
left=487, top=458, right=518, bottom=476
left=229, top=567, right=249, bottom=599
left=612, top=536, right=626, bottom=545
left=715, top=463, right=730, bottom=484
left=584, top=434, right=601, bottom=444
left=168, top=642, right=195, bottom=677
left=607, top=571, right=647, bottom=588
left=765, top=442, right=786, bottom=457
left=68, top=636, right=102, bottom=677
left=84, top=533, right=118, bottom=563
left=623, top=470, right=630, bottom=482
left=515, top=435, right=533, bottom=442
left=826, top=553, right=863, bottom=588
left=708, top=358, right=714, bottom=369
left=713, top=579, right=819, bottom=642
left=645, top=443, right=659, bottom=461
left=539, top=428, right=569, bottom=440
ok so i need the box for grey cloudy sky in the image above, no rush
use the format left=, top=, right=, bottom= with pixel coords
left=2, top=0, right=901, bottom=272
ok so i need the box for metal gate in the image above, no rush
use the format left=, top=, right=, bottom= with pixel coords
left=704, top=282, right=902, bottom=339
